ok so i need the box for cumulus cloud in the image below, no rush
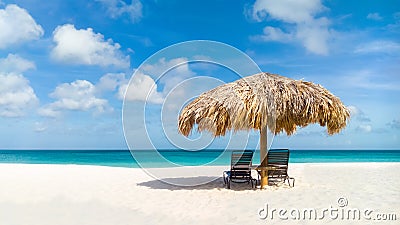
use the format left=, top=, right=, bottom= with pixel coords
left=0, top=54, right=35, bottom=73
left=356, top=124, right=372, bottom=133
left=141, top=57, right=191, bottom=77
left=250, top=0, right=331, bottom=55
left=354, top=40, right=400, bottom=54
left=347, top=105, right=358, bottom=115
left=348, top=105, right=378, bottom=133
left=0, top=73, right=38, bottom=117
left=125, top=57, right=197, bottom=106
left=342, top=70, right=400, bottom=91
left=96, top=73, right=127, bottom=92
left=94, top=58, right=195, bottom=104
left=34, top=122, right=47, bottom=132
left=387, top=119, right=400, bottom=129
left=367, top=13, right=383, bottom=21
left=51, top=24, right=130, bottom=68
left=37, top=107, right=60, bottom=118
left=141, top=57, right=195, bottom=94
left=120, top=71, right=163, bottom=104
left=96, top=0, right=142, bottom=23
left=0, top=4, right=44, bottom=49
left=94, top=72, right=164, bottom=104
left=252, top=26, right=293, bottom=42
left=39, top=80, right=110, bottom=117
left=252, top=0, right=325, bottom=23
left=296, top=18, right=330, bottom=55
left=347, top=105, right=371, bottom=122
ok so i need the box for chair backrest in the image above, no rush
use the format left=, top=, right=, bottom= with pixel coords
left=229, top=150, right=254, bottom=179
left=267, top=149, right=289, bottom=177
left=231, top=150, right=254, bottom=169
left=267, top=149, right=289, bottom=167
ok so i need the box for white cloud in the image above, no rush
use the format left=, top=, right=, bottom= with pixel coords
left=347, top=105, right=359, bottom=116
left=387, top=119, right=400, bottom=129
left=347, top=105, right=374, bottom=134
left=37, top=107, right=60, bottom=118
left=38, top=71, right=165, bottom=112
left=252, top=26, right=293, bottom=42
left=34, top=122, right=47, bottom=132
left=0, top=54, right=35, bottom=73
left=39, top=80, right=110, bottom=117
left=354, top=40, right=400, bottom=54
left=95, top=58, right=196, bottom=104
left=96, top=73, right=127, bottom=92
left=51, top=24, right=130, bottom=68
left=121, top=71, right=163, bottom=104
left=342, top=70, right=400, bottom=91
left=96, top=0, right=142, bottom=23
left=252, top=0, right=325, bottom=23
left=296, top=18, right=330, bottom=55
left=0, top=73, right=38, bottom=117
left=141, top=57, right=195, bottom=94
left=250, top=0, right=331, bottom=55
left=141, top=57, right=191, bottom=77
left=347, top=105, right=371, bottom=122
left=0, top=4, right=44, bottom=49
left=356, top=124, right=372, bottom=133
left=95, top=72, right=164, bottom=104
left=367, top=13, right=383, bottom=21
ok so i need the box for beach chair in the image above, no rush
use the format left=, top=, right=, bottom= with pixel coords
left=223, top=150, right=256, bottom=189
left=266, top=149, right=295, bottom=187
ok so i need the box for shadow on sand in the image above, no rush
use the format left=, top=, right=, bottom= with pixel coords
left=137, top=176, right=258, bottom=191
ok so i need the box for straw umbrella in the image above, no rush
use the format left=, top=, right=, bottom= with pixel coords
left=178, top=72, right=350, bottom=187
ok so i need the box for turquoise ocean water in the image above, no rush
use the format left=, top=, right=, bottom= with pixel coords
left=0, top=150, right=399, bottom=168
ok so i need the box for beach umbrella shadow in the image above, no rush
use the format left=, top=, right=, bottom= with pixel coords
left=137, top=176, right=259, bottom=191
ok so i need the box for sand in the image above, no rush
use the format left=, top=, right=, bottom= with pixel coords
left=0, top=163, right=398, bottom=225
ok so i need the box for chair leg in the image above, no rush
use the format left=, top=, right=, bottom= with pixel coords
left=285, top=177, right=289, bottom=186
left=227, top=178, right=231, bottom=189
left=289, top=177, right=295, bottom=187
left=223, top=172, right=226, bottom=185
left=251, top=178, right=257, bottom=188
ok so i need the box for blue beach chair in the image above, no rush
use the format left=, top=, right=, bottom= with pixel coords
left=223, top=150, right=257, bottom=189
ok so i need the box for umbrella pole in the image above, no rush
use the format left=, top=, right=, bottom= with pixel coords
left=259, top=126, right=268, bottom=188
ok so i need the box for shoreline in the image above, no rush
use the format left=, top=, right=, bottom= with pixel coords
left=0, top=161, right=399, bottom=169
left=0, top=163, right=399, bottom=224
left=1, top=150, right=399, bottom=168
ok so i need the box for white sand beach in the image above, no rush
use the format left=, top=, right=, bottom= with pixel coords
left=0, top=163, right=399, bottom=225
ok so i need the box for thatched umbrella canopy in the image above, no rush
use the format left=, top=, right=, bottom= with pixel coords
left=178, top=72, right=349, bottom=187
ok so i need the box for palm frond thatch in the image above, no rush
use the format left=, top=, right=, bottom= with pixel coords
left=178, top=72, right=350, bottom=137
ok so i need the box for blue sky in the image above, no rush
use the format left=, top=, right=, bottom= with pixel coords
left=0, top=0, right=399, bottom=150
